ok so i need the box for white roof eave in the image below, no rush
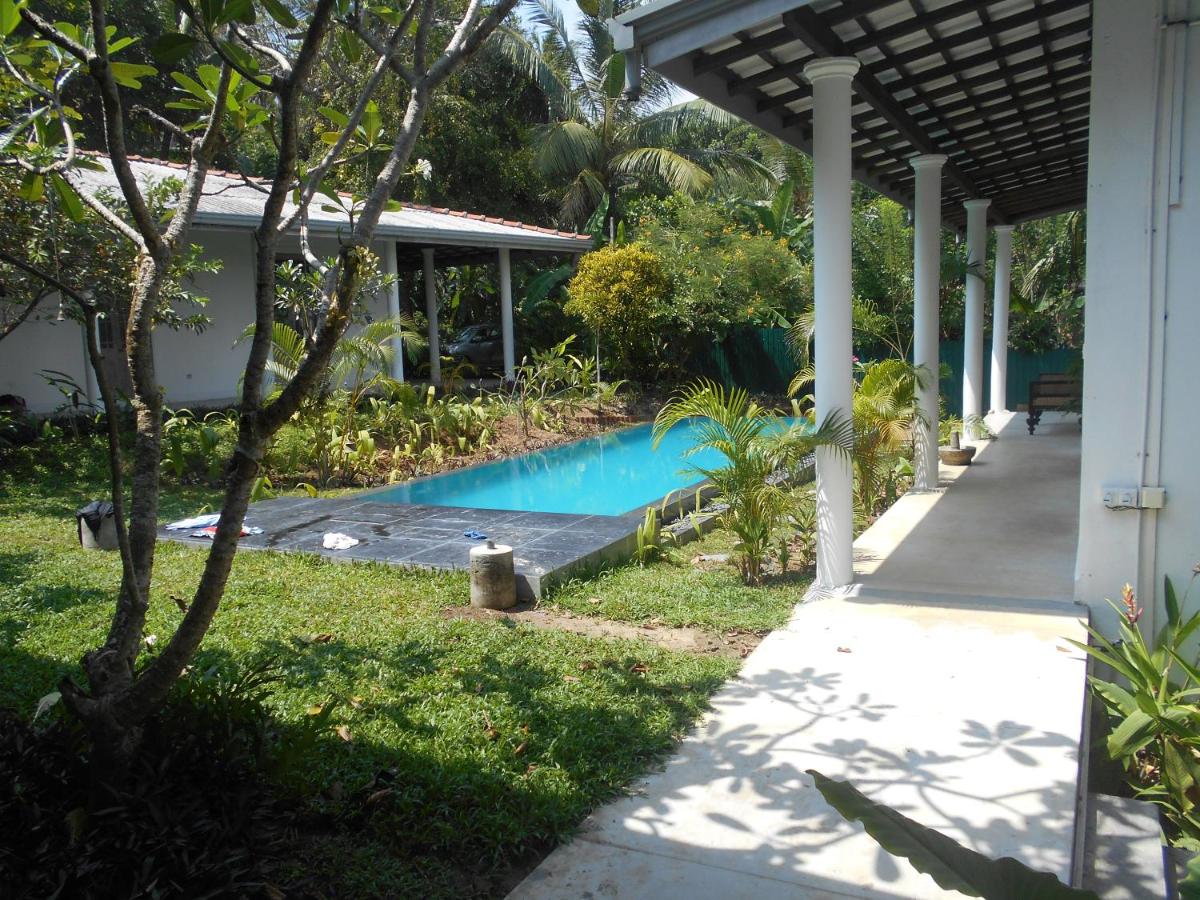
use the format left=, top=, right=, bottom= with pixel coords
left=191, top=209, right=592, bottom=253
left=615, top=0, right=816, bottom=66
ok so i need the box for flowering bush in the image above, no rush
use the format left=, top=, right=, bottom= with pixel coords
left=565, top=243, right=671, bottom=378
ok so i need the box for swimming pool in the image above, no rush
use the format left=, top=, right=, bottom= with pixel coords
left=372, top=421, right=730, bottom=517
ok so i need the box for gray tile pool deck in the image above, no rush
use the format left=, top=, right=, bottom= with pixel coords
left=159, top=495, right=645, bottom=598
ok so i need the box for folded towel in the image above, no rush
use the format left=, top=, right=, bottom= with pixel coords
left=323, top=532, right=359, bottom=550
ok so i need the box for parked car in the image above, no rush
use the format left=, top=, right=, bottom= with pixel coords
left=446, top=323, right=504, bottom=372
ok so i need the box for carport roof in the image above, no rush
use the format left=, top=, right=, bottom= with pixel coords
left=613, top=0, right=1092, bottom=228
left=76, top=155, right=593, bottom=267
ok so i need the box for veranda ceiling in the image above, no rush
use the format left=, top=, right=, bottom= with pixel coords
left=614, top=0, right=1092, bottom=228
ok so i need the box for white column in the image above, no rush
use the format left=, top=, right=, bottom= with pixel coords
left=80, top=319, right=98, bottom=409
left=804, top=56, right=860, bottom=590
left=384, top=241, right=405, bottom=382
left=910, top=154, right=946, bottom=491
left=989, top=225, right=1014, bottom=413
left=962, top=198, right=991, bottom=435
left=498, top=247, right=515, bottom=380
left=422, top=247, right=440, bottom=387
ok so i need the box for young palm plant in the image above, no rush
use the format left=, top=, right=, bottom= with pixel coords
left=250, top=316, right=422, bottom=484
left=654, top=380, right=853, bottom=585
left=851, top=359, right=927, bottom=517
left=788, top=349, right=927, bottom=519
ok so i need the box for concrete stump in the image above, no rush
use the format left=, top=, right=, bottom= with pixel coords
left=470, top=541, right=516, bottom=609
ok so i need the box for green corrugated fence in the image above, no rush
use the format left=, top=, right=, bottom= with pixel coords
left=692, top=327, right=1080, bottom=410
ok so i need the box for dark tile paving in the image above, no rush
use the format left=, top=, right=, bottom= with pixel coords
left=158, top=494, right=642, bottom=598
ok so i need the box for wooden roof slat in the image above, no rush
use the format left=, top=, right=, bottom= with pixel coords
left=861, top=0, right=1089, bottom=79
left=782, top=5, right=1002, bottom=219
left=623, top=0, right=1095, bottom=222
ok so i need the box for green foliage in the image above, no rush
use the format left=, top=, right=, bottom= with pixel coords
left=850, top=360, right=925, bottom=517
left=161, top=408, right=238, bottom=484
left=634, top=194, right=809, bottom=339
left=654, top=380, right=852, bottom=584
left=1069, top=572, right=1200, bottom=847
left=808, top=770, right=1099, bottom=899
left=0, top=172, right=218, bottom=340
left=504, top=334, right=615, bottom=437
left=1010, top=211, right=1085, bottom=351
left=633, top=505, right=662, bottom=566
left=790, top=355, right=925, bottom=519
left=494, top=0, right=765, bottom=226
left=566, top=243, right=671, bottom=379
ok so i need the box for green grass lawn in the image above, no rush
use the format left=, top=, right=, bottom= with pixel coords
left=0, top=434, right=810, bottom=896
left=547, top=527, right=806, bottom=634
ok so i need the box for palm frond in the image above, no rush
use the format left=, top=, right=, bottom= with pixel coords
left=492, top=24, right=582, bottom=121
left=611, top=146, right=712, bottom=196
left=533, top=120, right=603, bottom=180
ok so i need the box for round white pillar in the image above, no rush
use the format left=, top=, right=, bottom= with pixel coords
left=910, top=154, right=947, bottom=491
left=989, top=225, right=1015, bottom=414
left=498, top=247, right=515, bottom=380
left=962, top=199, right=991, bottom=436
left=804, top=56, right=860, bottom=590
left=422, top=247, right=441, bottom=387
left=384, top=241, right=405, bottom=383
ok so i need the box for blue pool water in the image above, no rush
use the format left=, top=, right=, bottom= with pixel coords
left=372, top=421, right=736, bottom=516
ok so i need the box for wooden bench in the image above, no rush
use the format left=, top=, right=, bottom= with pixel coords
left=1027, top=373, right=1081, bottom=434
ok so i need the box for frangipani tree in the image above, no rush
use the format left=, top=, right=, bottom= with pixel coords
left=0, top=0, right=518, bottom=768
left=495, top=0, right=767, bottom=227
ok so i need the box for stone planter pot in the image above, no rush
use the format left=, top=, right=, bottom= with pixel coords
left=938, top=445, right=977, bottom=466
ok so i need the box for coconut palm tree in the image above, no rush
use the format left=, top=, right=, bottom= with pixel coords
left=653, top=380, right=853, bottom=584
left=495, top=0, right=768, bottom=228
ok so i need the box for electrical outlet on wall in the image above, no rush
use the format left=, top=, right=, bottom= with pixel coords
left=1102, top=487, right=1139, bottom=509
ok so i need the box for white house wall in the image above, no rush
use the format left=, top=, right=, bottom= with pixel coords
left=153, top=227, right=256, bottom=409
left=1156, top=1, right=1200, bottom=626
left=1076, top=0, right=1200, bottom=632
left=1, top=228, right=395, bottom=414
left=0, top=313, right=91, bottom=413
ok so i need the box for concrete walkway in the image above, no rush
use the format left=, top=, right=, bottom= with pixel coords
left=510, top=412, right=1090, bottom=899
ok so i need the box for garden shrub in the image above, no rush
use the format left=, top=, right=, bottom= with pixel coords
left=565, top=243, right=671, bottom=379
left=635, top=196, right=810, bottom=345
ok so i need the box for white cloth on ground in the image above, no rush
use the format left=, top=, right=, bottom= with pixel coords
left=322, top=532, right=359, bottom=550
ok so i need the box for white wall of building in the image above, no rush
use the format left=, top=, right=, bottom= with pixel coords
left=0, top=311, right=91, bottom=413
left=154, top=227, right=256, bottom=408
left=1076, top=0, right=1200, bottom=633
left=0, top=228, right=396, bottom=414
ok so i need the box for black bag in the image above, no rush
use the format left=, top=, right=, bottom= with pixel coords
left=76, top=500, right=116, bottom=549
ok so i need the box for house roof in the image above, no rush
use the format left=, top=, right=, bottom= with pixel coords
left=613, top=0, right=1092, bottom=228
left=75, top=155, right=593, bottom=267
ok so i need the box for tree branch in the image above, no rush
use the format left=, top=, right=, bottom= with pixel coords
left=0, top=285, right=49, bottom=342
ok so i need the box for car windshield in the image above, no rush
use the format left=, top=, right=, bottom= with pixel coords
left=452, top=327, right=479, bottom=343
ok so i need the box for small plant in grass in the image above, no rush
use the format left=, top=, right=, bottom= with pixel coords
left=1069, top=568, right=1200, bottom=848
left=634, top=506, right=662, bottom=566
left=654, top=380, right=853, bottom=585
